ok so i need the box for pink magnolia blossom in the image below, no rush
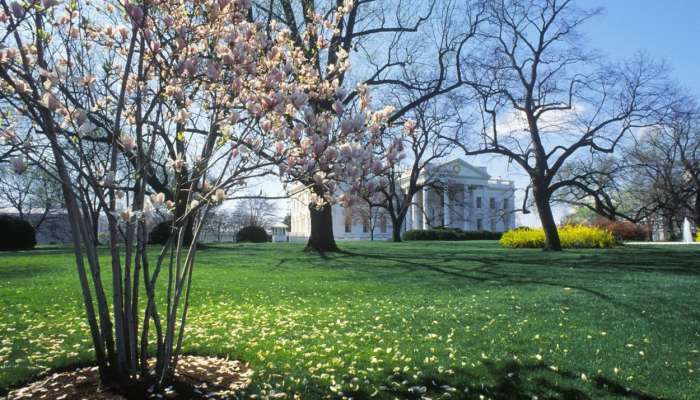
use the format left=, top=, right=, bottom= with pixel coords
left=175, top=109, right=188, bottom=124
left=290, top=92, right=308, bottom=109
left=40, top=92, right=61, bottom=112
left=0, top=130, right=16, bottom=143
left=332, top=100, right=344, bottom=115
left=10, top=157, right=26, bottom=174
left=260, top=119, right=273, bottom=132
left=14, top=80, right=29, bottom=94
left=206, top=61, right=221, bottom=80
left=120, top=134, right=136, bottom=151
left=42, top=0, right=60, bottom=8
left=10, top=2, right=23, bottom=19
left=168, top=156, right=186, bottom=173
left=403, top=119, right=417, bottom=135
left=78, top=121, right=98, bottom=137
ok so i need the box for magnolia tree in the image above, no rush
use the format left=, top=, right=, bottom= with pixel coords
left=0, top=0, right=388, bottom=395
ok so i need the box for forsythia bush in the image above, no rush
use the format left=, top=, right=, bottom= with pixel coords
left=500, top=225, right=615, bottom=249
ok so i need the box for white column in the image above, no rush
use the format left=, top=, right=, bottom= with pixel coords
left=443, top=188, right=450, bottom=227
left=482, top=186, right=488, bottom=231
left=463, top=185, right=469, bottom=230
left=422, top=186, right=429, bottom=229
left=411, top=196, right=418, bottom=230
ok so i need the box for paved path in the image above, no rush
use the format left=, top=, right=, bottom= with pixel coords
left=626, top=241, right=699, bottom=245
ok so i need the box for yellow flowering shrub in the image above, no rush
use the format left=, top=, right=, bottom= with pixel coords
left=500, top=225, right=615, bottom=249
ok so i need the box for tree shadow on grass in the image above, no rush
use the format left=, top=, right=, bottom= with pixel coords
left=316, top=246, right=700, bottom=321
left=341, top=361, right=667, bottom=400
left=333, top=248, right=616, bottom=301
left=0, top=263, right=58, bottom=281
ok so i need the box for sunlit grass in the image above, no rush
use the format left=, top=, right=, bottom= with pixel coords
left=1, top=241, right=698, bottom=399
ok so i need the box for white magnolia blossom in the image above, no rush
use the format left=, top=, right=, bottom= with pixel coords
left=151, top=192, right=166, bottom=205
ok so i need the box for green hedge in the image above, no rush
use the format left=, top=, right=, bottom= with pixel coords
left=236, top=225, right=270, bottom=243
left=0, top=214, right=36, bottom=251
left=500, top=225, right=615, bottom=249
left=148, top=221, right=173, bottom=245
left=402, top=228, right=503, bottom=241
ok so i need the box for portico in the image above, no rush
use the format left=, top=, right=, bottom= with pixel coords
left=403, top=159, right=515, bottom=232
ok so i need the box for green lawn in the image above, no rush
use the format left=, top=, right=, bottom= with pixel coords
left=0, top=241, right=698, bottom=399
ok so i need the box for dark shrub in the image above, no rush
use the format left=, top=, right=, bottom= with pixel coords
left=236, top=225, right=269, bottom=243
left=402, top=228, right=502, bottom=241
left=591, top=218, right=650, bottom=241
left=0, top=214, right=36, bottom=251
left=148, top=220, right=173, bottom=245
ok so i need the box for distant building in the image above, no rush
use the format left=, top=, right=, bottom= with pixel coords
left=270, top=224, right=289, bottom=242
left=288, top=159, right=516, bottom=241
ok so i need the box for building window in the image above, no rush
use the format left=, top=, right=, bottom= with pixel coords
left=380, top=216, right=388, bottom=233
left=477, top=218, right=483, bottom=230
left=362, top=216, right=369, bottom=233
left=490, top=219, right=497, bottom=232
left=503, top=198, right=508, bottom=210
left=476, top=197, right=482, bottom=208
left=344, top=210, right=352, bottom=233
left=489, top=197, right=496, bottom=209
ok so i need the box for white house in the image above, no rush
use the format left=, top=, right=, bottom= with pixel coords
left=288, top=159, right=516, bottom=241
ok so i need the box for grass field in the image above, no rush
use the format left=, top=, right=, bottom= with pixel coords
left=0, top=241, right=699, bottom=399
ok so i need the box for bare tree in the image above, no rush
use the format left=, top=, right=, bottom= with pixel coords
left=448, top=0, right=672, bottom=250
left=0, top=167, right=63, bottom=229
left=358, top=98, right=459, bottom=241
left=552, top=156, right=655, bottom=224
left=232, top=195, right=279, bottom=229
left=556, top=99, right=699, bottom=238
left=352, top=195, right=391, bottom=240
left=201, top=207, right=238, bottom=243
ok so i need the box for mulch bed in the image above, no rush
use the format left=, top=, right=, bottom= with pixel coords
left=6, top=356, right=252, bottom=399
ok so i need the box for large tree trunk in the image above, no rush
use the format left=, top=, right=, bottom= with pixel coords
left=305, top=202, right=339, bottom=252
left=694, top=190, right=700, bottom=227
left=391, top=222, right=402, bottom=242
left=533, top=185, right=562, bottom=251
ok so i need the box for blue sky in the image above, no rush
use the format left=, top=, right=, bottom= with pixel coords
left=584, top=0, right=700, bottom=97
left=256, top=1, right=700, bottom=226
